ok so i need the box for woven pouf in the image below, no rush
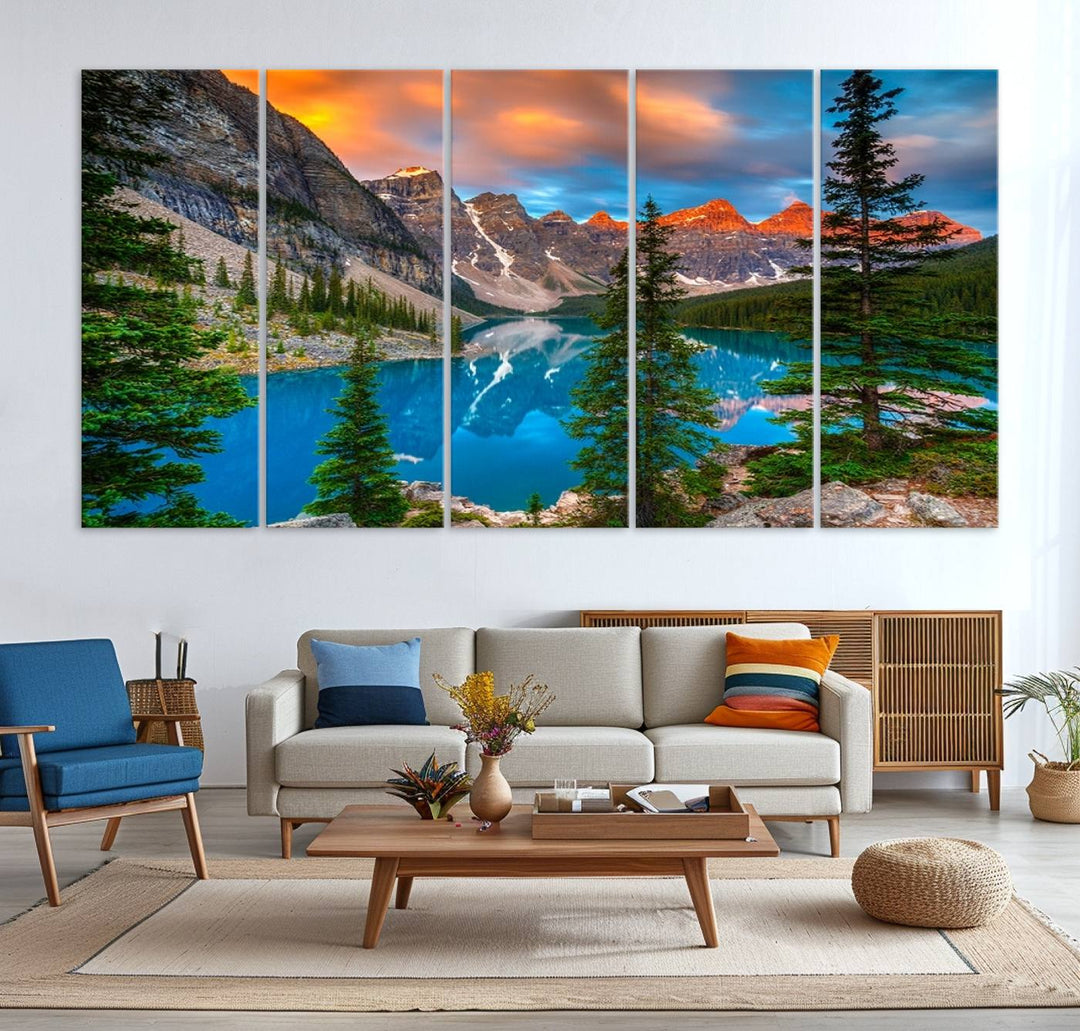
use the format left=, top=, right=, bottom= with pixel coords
left=852, top=837, right=1013, bottom=928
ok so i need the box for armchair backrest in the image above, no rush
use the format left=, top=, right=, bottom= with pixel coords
left=0, top=639, right=136, bottom=756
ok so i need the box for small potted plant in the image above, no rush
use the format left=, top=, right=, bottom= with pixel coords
left=1000, top=667, right=1080, bottom=823
left=385, top=752, right=472, bottom=820
left=434, top=670, right=554, bottom=825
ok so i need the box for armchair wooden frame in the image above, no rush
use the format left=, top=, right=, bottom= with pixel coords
left=0, top=716, right=209, bottom=907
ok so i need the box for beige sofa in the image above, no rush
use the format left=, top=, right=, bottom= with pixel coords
left=246, top=624, right=872, bottom=857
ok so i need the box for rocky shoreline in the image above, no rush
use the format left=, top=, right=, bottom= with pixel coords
left=703, top=446, right=996, bottom=527
left=269, top=481, right=596, bottom=528
left=190, top=323, right=485, bottom=375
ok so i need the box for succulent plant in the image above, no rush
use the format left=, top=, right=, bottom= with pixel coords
left=385, top=751, right=472, bottom=819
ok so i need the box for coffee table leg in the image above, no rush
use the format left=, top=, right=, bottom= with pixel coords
left=395, top=876, right=414, bottom=910
left=683, top=857, right=719, bottom=948
left=363, top=857, right=399, bottom=949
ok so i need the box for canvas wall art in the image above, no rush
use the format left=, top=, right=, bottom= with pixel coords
left=264, top=70, right=445, bottom=528
left=81, top=69, right=259, bottom=527
left=635, top=70, right=814, bottom=528
left=818, top=69, right=998, bottom=528
left=449, top=70, right=630, bottom=528
left=80, top=66, right=998, bottom=531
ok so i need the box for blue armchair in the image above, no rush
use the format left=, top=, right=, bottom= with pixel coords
left=0, top=639, right=208, bottom=906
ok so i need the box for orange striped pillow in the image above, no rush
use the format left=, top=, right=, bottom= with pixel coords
left=704, top=633, right=839, bottom=733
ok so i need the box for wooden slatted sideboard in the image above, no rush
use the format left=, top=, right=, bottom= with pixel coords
left=580, top=609, right=1004, bottom=809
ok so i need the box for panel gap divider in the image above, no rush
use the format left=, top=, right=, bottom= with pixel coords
left=627, top=69, right=637, bottom=529
left=257, top=69, right=268, bottom=528
left=812, top=69, right=822, bottom=529
left=442, top=69, right=452, bottom=529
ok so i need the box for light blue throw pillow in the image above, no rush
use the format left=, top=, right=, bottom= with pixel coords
left=310, top=638, right=428, bottom=728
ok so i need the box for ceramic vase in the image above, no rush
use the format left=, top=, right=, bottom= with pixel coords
left=469, top=752, right=513, bottom=824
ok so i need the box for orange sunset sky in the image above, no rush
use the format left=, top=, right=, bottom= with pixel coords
left=265, top=70, right=443, bottom=182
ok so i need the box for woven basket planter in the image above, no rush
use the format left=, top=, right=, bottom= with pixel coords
left=1027, top=751, right=1080, bottom=823
left=852, top=837, right=1012, bottom=928
left=125, top=678, right=203, bottom=751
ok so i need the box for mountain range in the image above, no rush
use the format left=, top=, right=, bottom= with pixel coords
left=102, top=70, right=982, bottom=318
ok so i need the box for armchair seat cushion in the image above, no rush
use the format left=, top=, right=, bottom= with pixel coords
left=645, top=724, right=840, bottom=785
left=0, top=743, right=203, bottom=807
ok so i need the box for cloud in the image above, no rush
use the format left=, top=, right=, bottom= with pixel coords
left=451, top=70, right=628, bottom=219
left=821, top=70, right=998, bottom=235
left=637, top=70, right=813, bottom=222
left=267, top=70, right=443, bottom=182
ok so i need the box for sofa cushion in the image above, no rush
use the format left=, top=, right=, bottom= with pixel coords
left=645, top=724, right=840, bottom=785
left=0, top=639, right=136, bottom=757
left=276, top=725, right=467, bottom=788
left=298, top=629, right=473, bottom=730
left=476, top=627, right=642, bottom=728
left=706, top=632, right=839, bottom=733
left=310, top=638, right=427, bottom=729
left=466, top=726, right=654, bottom=786
left=641, top=623, right=811, bottom=728
left=0, top=743, right=202, bottom=799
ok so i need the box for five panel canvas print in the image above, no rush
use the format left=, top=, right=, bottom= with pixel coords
left=80, top=68, right=997, bottom=529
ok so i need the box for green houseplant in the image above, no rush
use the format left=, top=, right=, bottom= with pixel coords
left=1000, top=668, right=1080, bottom=823
left=385, top=752, right=472, bottom=820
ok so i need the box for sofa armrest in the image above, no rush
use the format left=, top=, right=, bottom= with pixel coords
left=245, top=669, right=304, bottom=816
left=819, top=669, right=873, bottom=813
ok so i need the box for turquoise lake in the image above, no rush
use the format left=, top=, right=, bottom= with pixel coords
left=149, top=319, right=996, bottom=522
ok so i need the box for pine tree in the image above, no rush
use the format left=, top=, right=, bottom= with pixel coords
left=269, top=261, right=288, bottom=314
left=327, top=266, right=344, bottom=316
left=635, top=197, right=723, bottom=527
left=525, top=492, right=544, bottom=526
left=235, top=250, right=257, bottom=307
left=563, top=248, right=629, bottom=526
left=304, top=328, right=408, bottom=526
left=298, top=276, right=311, bottom=312
left=81, top=70, right=254, bottom=528
left=310, top=266, right=327, bottom=312
left=214, top=255, right=231, bottom=288
left=450, top=314, right=463, bottom=355
left=819, top=70, right=995, bottom=467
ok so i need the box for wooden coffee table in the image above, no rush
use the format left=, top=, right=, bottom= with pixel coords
left=307, top=803, right=779, bottom=949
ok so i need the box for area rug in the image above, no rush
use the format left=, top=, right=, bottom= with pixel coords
left=1, top=857, right=1078, bottom=1011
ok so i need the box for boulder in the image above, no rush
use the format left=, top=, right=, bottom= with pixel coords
left=908, top=491, right=968, bottom=527
left=758, top=488, right=814, bottom=527
left=270, top=513, right=356, bottom=528
left=820, top=482, right=885, bottom=527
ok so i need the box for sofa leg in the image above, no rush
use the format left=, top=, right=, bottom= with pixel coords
left=281, top=818, right=293, bottom=860
left=181, top=793, right=209, bottom=880
left=827, top=816, right=840, bottom=858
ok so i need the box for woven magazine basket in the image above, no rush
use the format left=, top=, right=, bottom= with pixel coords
left=1027, top=751, right=1080, bottom=823
left=852, top=837, right=1012, bottom=928
left=125, top=678, right=203, bottom=752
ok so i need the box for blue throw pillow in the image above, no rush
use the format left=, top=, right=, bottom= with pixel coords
left=311, top=638, right=428, bottom=728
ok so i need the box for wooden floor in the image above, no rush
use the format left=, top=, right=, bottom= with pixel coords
left=1, top=786, right=1077, bottom=1029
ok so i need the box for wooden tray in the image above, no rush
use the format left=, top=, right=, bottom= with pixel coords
left=531, top=784, right=751, bottom=840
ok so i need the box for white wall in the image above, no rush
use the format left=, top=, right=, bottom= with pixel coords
left=1, top=0, right=1076, bottom=788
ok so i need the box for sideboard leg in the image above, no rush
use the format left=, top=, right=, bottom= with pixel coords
left=986, top=770, right=1001, bottom=811
left=970, top=769, right=981, bottom=793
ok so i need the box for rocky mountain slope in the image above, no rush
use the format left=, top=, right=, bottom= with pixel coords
left=265, top=109, right=440, bottom=296
left=94, top=70, right=260, bottom=250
